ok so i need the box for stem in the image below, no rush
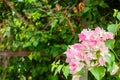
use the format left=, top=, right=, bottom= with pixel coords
left=111, top=49, right=120, bottom=62
left=65, top=17, right=75, bottom=36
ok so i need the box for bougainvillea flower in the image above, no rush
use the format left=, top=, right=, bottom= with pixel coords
left=64, top=27, right=118, bottom=76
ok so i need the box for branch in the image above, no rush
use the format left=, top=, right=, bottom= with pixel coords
left=38, top=8, right=48, bottom=13
left=42, top=20, right=52, bottom=31
left=65, top=17, right=75, bottom=36
left=0, top=50, right=48, bottom=57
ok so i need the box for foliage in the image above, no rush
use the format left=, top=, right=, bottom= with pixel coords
left=0, top=0, right=120, bottom=80
left=90, top=66, right=105, bottom=80
left=51, top=60, right=70, bottom=79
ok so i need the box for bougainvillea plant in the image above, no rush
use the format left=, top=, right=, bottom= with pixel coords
left=65, top=27, right=119, bottom=80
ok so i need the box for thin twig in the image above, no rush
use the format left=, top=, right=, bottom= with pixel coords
left=42, top=20, right=52, bottom=30
left=111, top=49, right=120, bottom=62
left=65, top=17, right=75, bottom=36
left=38, top=8, right=48, bottom=13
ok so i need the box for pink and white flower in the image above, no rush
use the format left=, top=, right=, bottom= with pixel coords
left=64, top=27, right=117, bottom=77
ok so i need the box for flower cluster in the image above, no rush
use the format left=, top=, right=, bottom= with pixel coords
left=65, top=27, right=114, bottom=76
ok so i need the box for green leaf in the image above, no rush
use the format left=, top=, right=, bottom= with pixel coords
left=117, top=12, right=120, bottom=21
left=51, top=62, right=57, bottom=72
left=113, top=9, right=118, bottom=17
left=51, top=19, right=58, bottom=28
left=8, top=66, right=14, bottom=72
left=56, top=60, right=60, bottom=65
left=12, top=46, right=18, bottom=51
left=116, top=23, right=120, bottom=34
left=90, top=66, right=105, bottom=80
left=99, top=1, right=109, bottom=8
left=23, top=42, right=32, bottom=48
left=32, top=52, right=40, bottom=60
left=12, top=42, right=19, bottom=51
left=62, top=65, right=70, bottom=79
left=33, top=41, right=39, bottom=47
left=57, top=65, right=64, bottom=73
left=31, top=11, right=41, bottom=21
left=3, top=27, right=11, bottom=38
left=107, top=24, right=116, bottom=34
left=28, top=53, right=33, bottom=60
left=25, top=0, right=36, bottom=3
left=47, top=75, right=58, bottom=80
left=105, top=39, right=115, bottom=50
left=105, top=53, right=115, bottom=64
left=105, top=52, right=117, bottom=73
left=83, top=7, right=89, bottom=13
left=54, top=69, right=58, bottom=75
left=79, top=66, right=87, bottom=76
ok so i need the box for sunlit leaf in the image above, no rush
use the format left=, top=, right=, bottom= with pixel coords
left=57, top=64, right=64, bottom=73
left=28, top=53, right=33, bottom=60
left=90, top=66, right=105, bottom=80
left=105, top=39, right=115, bottom=50
left=62, top=65, right=70, bottom=79
left=105, top=53, right=115, bottom=73
left=117, top=12, right=120, bottom=21
left=107, top=24, right=116, bottom=34
left=51, top=19, right=58, bottom=28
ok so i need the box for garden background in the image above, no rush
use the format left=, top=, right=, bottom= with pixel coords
left=0, top=0, right=120, bottom=80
